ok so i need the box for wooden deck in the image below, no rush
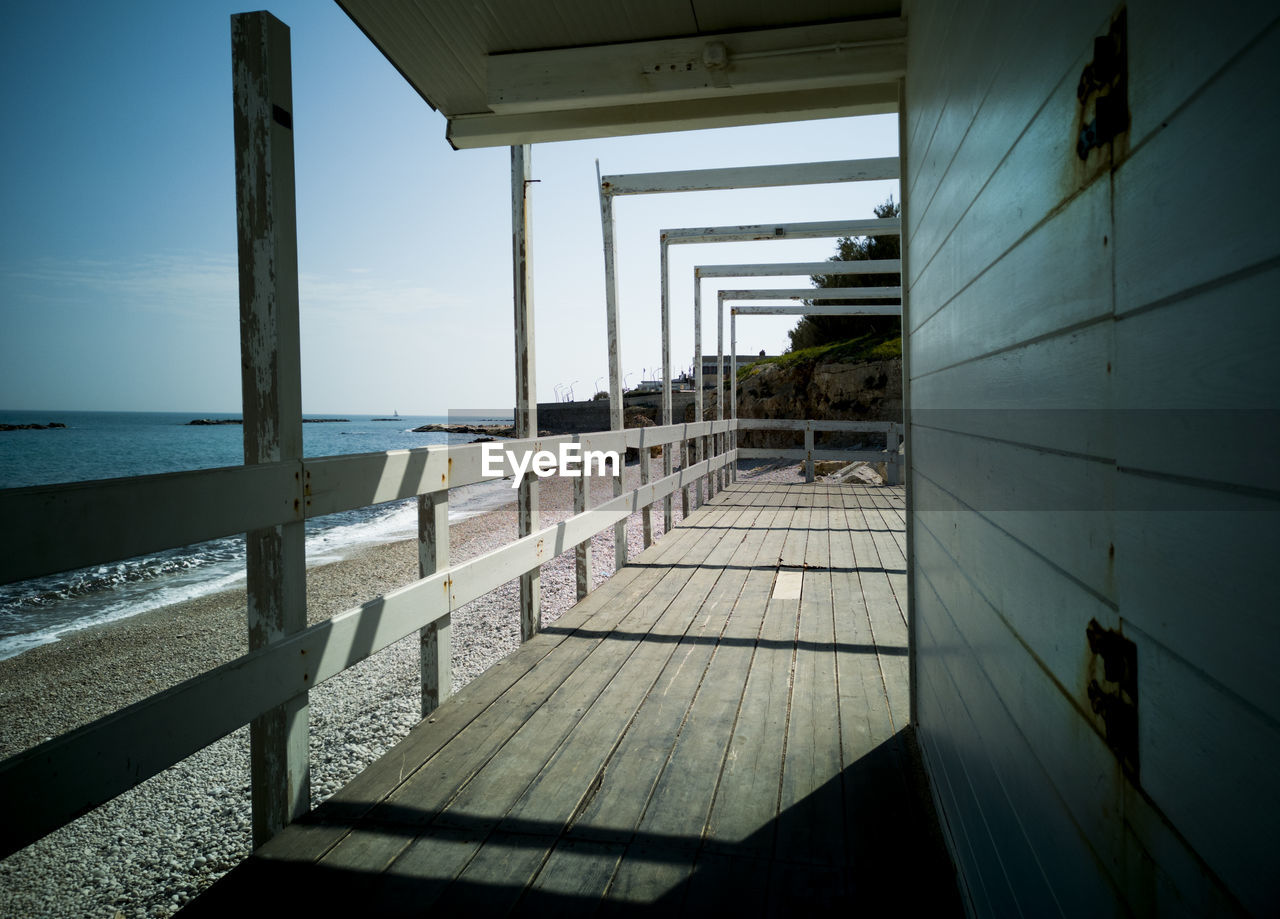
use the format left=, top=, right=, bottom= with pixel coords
left=183, top=482, right=959, bottom=915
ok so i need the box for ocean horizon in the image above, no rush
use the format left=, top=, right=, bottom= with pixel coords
left=0, top=409, right=518, bottom=660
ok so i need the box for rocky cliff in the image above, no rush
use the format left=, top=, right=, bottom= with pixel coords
left=689, top=348, right=903, bottom=449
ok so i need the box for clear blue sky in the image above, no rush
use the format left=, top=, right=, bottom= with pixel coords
left=0, top=1, right=899, bottom=415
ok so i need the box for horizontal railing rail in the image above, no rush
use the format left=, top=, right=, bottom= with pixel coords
left=0, top=421, right=734, bottom=858
left=733, top=418, right=904, bottom=484
left=0, top=421, right=733, bottom=587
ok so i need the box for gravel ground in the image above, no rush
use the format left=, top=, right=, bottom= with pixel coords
left=0, top=459, right=802, bottom=918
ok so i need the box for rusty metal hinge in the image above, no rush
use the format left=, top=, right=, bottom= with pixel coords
left=1076, top=10, right=1129, bottom=160
left=1085, top=618, right=1139, bottom=777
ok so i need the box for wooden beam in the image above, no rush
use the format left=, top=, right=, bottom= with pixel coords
left=720, top=286, right=902, bottom=300
left=696, top=259, right=901, bottom=277
left=731, top=305, right=902, bottom=316
left=663, top=217, right=901, bottom=245
left=602, top=158, right=898, bottom=196
left=447, top=83, right=897, bottom=149
left=231, top=10, right=309, bottom=848
left=486, top=18, right=906, bottom=113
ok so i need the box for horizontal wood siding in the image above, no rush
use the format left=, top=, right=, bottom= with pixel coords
left=906, top=0, right=1278, bottom=914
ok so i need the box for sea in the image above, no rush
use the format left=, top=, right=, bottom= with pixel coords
left=0, top=410, right=517, bottom=661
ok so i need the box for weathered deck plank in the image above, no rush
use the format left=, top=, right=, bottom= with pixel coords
left=181, top=483, right=960, bottom=916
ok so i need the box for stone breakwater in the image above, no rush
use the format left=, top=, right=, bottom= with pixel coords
left=0, top=422, right=67, bottom=431
left=411, top=423, right=553, bottom=437
left=187, top=418, right=350, bottom=426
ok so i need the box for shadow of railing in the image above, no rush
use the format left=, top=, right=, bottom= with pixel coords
left=179, top=728, right=960, bottom=917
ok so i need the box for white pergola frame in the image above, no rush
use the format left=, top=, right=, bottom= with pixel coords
left=727, top=299, right=904, bottom=485
left=667, top=220, right=905, bottom=504
left=598, top=158, right=899, bottom=561
left=674, top=220, right=903, bottom=499
left=727, top=291, right=906, bottom=427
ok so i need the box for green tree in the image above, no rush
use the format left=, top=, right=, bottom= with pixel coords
left=787, top=197, right=901, bottom=351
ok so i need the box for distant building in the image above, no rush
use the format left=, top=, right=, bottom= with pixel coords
left=697, top=354, right=778, bottom=384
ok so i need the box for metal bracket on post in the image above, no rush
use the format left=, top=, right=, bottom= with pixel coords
left=418, top=492, right=450, bottom=715
left=232, top=10, right=309, bottom=847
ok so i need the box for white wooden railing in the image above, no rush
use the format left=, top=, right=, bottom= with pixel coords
left=0, top=414, right=901, bottom=858
left=0, top=420, right=733, bottom=858
left=734, top=418, right=903, bottom=484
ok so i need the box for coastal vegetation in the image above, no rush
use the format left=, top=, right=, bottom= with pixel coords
left=786, top=196, right=902, bottom=352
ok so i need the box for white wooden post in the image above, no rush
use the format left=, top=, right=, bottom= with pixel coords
left=717, top=293, right=728, bottom=491
left=681, top=435, right=691, bottom=517
left=598, top=163, right=627, bottom=569
left=640, top=433, right=652, bottom=548
left=574, top=464, right=592, bottom=599
left=716, top=292, right=724, bottom=428
left=660, top=239, right=674, bottom=535
left=694, top=273, right=706, bottom=507
left=805, top=425, right=815, bottom=483
left=232, top=11, right=309, bottom=847
left=513, top=145, right=540, bottom=641
left=418, top=492, right=449, bottom=715
left=886, top=422, right=901, bottom=485
left=730, top=310, right=738, bottom=485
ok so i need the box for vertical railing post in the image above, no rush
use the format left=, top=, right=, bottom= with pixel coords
left=730, top=310, right=738, bottom=484
left=232, top=10, right=309, bottom=847
left=694, top=274, right=706, bottom=506
left=513, top=144, right=540, bottom=641
left=640, top=430, right=652, bottom=548
left=660, top=238, right=674, bottom=535
left=597, top=163, right=627, bottom=569
left=732, top=422, right=740, bottom=482
left=805, top=423, right=815, bottom=483
left=681, top=432, right=691, bottom=517
left=886, top=422, right=902, bottom=485
left=715, top=291, right=725, bottom=493
left=574, top=435, right=592, bottom=599
left=418, top=491, right=450, bottom=715
left=721, top=294, right=731, bottom=491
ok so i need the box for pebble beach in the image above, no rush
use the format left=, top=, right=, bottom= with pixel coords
left=0, top=461, right=802, bottom=918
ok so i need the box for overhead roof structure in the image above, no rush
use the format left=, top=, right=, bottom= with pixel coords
left=337, top=0, right=905, bottom=147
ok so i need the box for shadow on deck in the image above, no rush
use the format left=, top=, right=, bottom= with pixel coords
left=182, top=483, right=960, bottom=915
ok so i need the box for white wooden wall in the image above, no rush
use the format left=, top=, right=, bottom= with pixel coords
left=904, top=1, right=1279, bottom=915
